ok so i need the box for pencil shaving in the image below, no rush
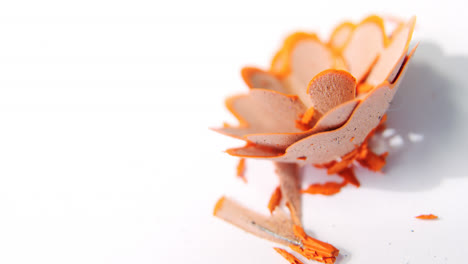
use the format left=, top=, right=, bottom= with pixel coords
left=213, top=15, right=417, bottom=264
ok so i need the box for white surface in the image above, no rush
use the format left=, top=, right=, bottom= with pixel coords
left=0, top=0, right=467, bottom=263
left=389, top=135, right=405, bottom=148
left=408, top=132, right=424, bottom=142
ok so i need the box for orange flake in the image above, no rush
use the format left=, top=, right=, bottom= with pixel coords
left=337, top=167, right=360, bottom=187
left=327, top=158, right=353, bottom=175
left=289, top=225, right=339, bottom=264
left=268, top=186, right=282, bottom=214
left=319, top=124, right=389, bottom=176
left=236, top=158, right=247, bottom=183
left=296, top=107, right=316, bottom=131
left=358, top=143, right=369, bottom=160
left=357, top=83, right=374, bottom=94
left=301, top=107, right=315, bottom=124
left=357, top=151, right=388, bottom=172
left=295, top=119, right=312, bottom=131
left=314, top=160, right=335, bottom=169
left=274, top=248, right=304, bottom=264
left=295, top=109, right=315, bottom=131
left=416, top=214, right=438, bottom=220
left=301, top=182, right=346, bottom=196
left=213, top=196, right=226, bottom=216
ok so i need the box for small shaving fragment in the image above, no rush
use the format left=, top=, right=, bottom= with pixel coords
left=357, top=150, right=388, bottom=172
left=236, top=158, right=247, bottom=183
left=274, top=248, right=304, bottom=264
left=268, top=186, right=282, bottom=214
left=301, top=182, right=346, bottom=196
left=289, top=225, right=339, bottom=264
left=416, top=214, right=438, bottom=220
left=337, top=167, right=360, bottom=187
left=296, top=107, right=316, bottom=131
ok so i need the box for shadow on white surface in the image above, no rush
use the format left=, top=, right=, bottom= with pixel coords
left=362, top=41, right=468, bottom=191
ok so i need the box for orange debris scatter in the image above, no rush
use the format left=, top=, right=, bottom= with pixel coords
left=289, top=225, right=339, bottom=264
left=416, top=214, right=438, bottom=220
left=268, top=186, right=282, bottom=214
left=337, top=167, right=360, bottom=187
left=322, top=125, right=389, bottom=176
left=357, top=151, right=388, bottom=172
left=236, top=158, right=247, bottom=183
left=301, top=182, right=346, bottom=196
left=274, top=248, right=304, bottom=264
left=326, top=158, right=353, bottom=175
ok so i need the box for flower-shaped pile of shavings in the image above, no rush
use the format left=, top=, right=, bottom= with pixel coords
left=213, top=15, right=417, bottom=264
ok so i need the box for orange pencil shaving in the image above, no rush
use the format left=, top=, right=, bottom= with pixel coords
left=416, top=214, right=438, bottom=220
left=236, top=158, right=247, bottom=183
left=213, top=14, right=418, bottom=264
left=302, top=182, right=346, bottom=196
left=268, top=186, right=282, bottom=214
left=274, top=248, right=304, bottom=264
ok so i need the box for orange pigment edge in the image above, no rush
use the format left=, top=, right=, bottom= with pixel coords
left=301, top=182, right=346, bottom=196
left=270, top=32, right=335, bottom=78
left=269, top=14, right=413, bottom=83
left=328, top=21, right=354, bottom=49
left=268, top=186, right=282, bottom=214
left=337, top=167, right=360, bottom=187
left=213, top=196, right=226, bottom=216
left=236, top=158, right=247, bottom=183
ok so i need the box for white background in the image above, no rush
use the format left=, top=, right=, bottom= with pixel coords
left=0, top=0, right=467, bottom=263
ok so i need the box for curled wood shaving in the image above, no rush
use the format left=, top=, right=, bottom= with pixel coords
left=213, top=197, right=299, bottom=246
left=275, top=162, right=302, bottom=226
